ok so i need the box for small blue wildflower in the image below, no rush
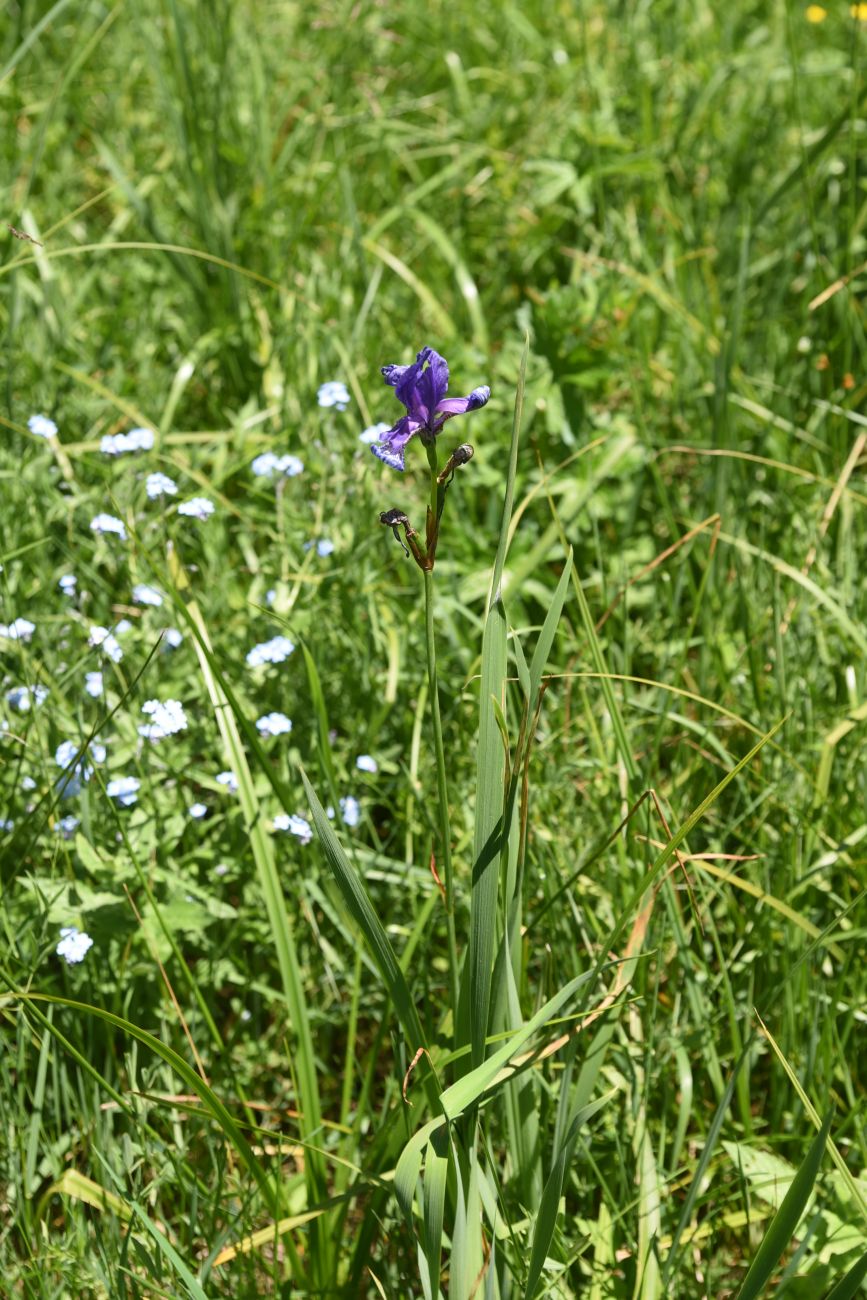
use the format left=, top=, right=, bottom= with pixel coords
left=162, top=627, right=183, bottom=649
left=188, top=802, right=208, bottom=819
left=56, top=927, right=93, bottom=964
left=90, top=513, right=127, bottom=540
left=359, top=421, right=391, bottom=445
left=85, top=671, right=103, bottom=698
left=89, top=626, right=123, bottom=663
left=59, top=574, right=77, bottom=596
left=57, top=815, right=80, bottom=839
left=340, top=795, right=361, bottom=828
left=21, top=776, right=37, bottom=792
left=246, top=635, right=295, bottom=667
left=7, top=685, right=49, bottom=711
left=55, top=740, right=87, bottom=773
left=372, top=346, right=490, bottom=471
left=256, top=711, right=292, bottom=737
left=317, top=381, right=350, bottom=411
left=101, top=427, right=154, bottom=456
left=304, top=538, right=335, bottom=557
left=132, top=583, right=163, bottom=607
left=0, top=817, right=14, bottom=832
left=107, top=776, right=140, bottom=806
left=216, top=770, right=238, bottom=793
left=55, top=740, right=96, bottom=798
left=356, top=754, right=378, bottom=773
left=251, top=452, right=305, bottom=479
left=29, top=414, right=58, bottom=439
left=0, top=618, right=36, bottom=642
left=114, top=619, right=133, bottom=635
left=138, top=698, right=187, bottom=741
left=146, top=471, right=178, bottom=499
left=178, top=497, right=215, bottom=520
left=273, top=812, right=312, bottom=844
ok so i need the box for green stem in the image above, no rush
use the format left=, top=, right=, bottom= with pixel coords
left=424, top=547, right=460, bottom=1023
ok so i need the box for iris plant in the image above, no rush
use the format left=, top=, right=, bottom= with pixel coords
left=369, top=344, right=490, bottom=1009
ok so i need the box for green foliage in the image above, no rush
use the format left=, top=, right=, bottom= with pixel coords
left=1, top=1, right=866, bottom=1296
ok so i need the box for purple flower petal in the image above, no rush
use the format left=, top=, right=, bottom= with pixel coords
left=435, top=386, right=490, bottom=420
left=373, top=346, right=489, bottom=473
left=381, top=363, right=410, bottom=388
left=371, top=443, right=408, bottom=471
left=415, top=349, right=449, bottom=422
left=370, top=414, right=421, bottom=471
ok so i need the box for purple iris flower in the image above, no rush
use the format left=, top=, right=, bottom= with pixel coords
left=371, top=346, right=490, bottom=472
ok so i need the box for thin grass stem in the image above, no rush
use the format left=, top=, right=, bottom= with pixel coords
left=424, top=556, right=460, bottom=1024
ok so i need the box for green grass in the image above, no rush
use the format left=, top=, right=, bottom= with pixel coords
left=2, top=0, right=866, bottom=1295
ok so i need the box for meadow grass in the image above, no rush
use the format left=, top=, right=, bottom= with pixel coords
left=2, top=1, right=866, bottom=1295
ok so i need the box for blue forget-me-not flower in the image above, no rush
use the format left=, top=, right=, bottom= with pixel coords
left=56, top=927, right=93, bottom=964
left=317, top=381, right=350, bottom=411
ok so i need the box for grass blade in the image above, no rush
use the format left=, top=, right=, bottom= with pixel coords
left=733, top=1111, right=833, bottom=1300
left=300, top=769, right=438, bottom=1106
left=522, top=1093, right=614, bottom=1299
left=464, top=338, right=528, bottom=1069
left=128, top=1201, right=209, bottom=1300
left=442, top=966, right=599, bottom=1122
left=825, top=1247, right=867, bottom=1300
left=14, top=993, right=277, bottom=1216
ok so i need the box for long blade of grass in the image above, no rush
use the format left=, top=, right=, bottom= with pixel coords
left=661, top=1042, right=751, bottom=1287
left=527, top=548, right=573, bottom=707
left=168, top=553, right=327, bottom=1259
left=522, top=1092, right=615, bottom=1299
left=464, top=338, right=528, bottom=1069
left=14, top=993, right=278, bottom=1216
left=128, top=1201, right=209, bottom=1300
left=825, top=1248, right=867, bottom=1300
left=442, top=966, right=599, bottom=1122
left=733, top=1111, right=833, bottom=1300
left=755, top=1013, right=867, bottom=1225
left=300, top=769, right=438, bottom=1105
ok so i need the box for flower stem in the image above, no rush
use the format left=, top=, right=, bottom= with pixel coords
left=423, top=539, right=459, bottom=1021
